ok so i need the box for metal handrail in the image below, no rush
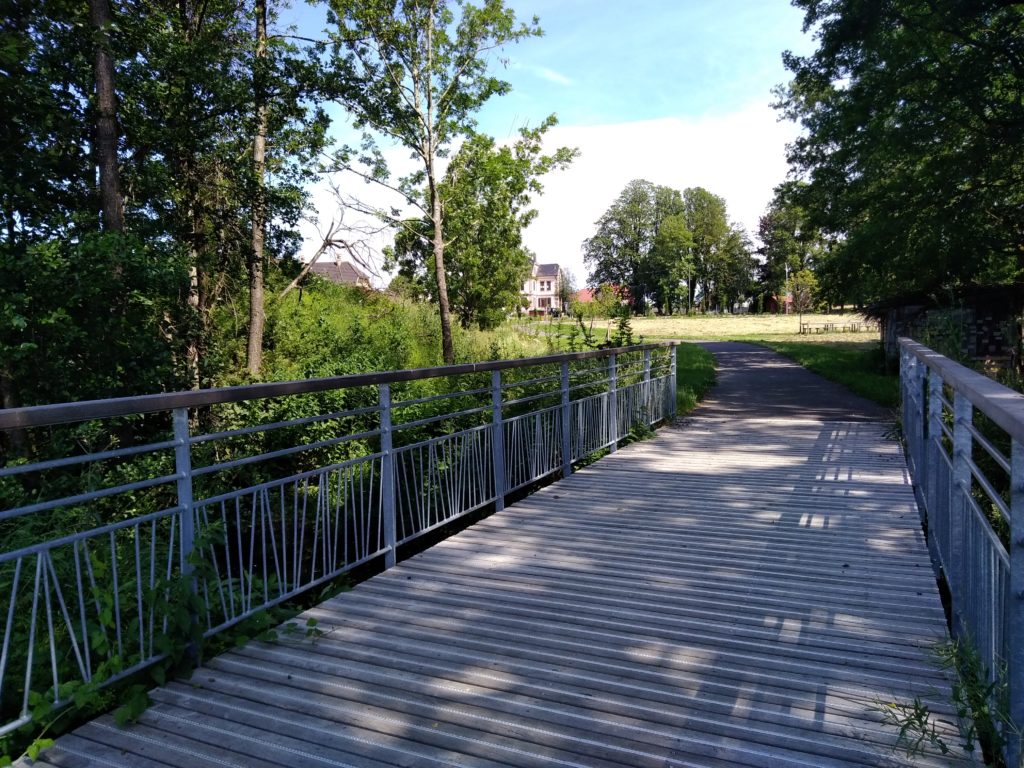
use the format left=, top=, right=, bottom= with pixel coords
left=899, top=337, right=1024, bottom=766
left=0, top=342, right=678, bottom=735
left=0, top=342, right=677, bottom=430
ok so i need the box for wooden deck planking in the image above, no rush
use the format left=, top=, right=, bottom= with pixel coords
left=33, top=415, right=976, bottom=767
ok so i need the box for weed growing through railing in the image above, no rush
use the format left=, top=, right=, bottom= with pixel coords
left=873, top=635, right=1016, bottom=766
left=872, top=696, right=953, bottom=758
left=934, top=636, right=1015, bottom=765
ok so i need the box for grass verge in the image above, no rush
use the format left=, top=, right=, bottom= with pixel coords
left=676, top=342, right=716, bottom=415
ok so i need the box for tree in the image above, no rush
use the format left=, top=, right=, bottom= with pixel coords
left=388, top=119, right=575, bottom=330
left=790, top=268, right=819, bottom=324
left=649, top=213, right=693, bottom=314
left=756, top=181, right=825, bottom=308
left=88, top=0, right=125, bottom=232
left=584, top=180, right=684, bottom=314
left=776, top=0, right=1024, bottom=303
left=327, top=0, right=541, bottom=364
left=246, top=0, right=269, bottom=374
left=681, top=187, right=729, bottom=311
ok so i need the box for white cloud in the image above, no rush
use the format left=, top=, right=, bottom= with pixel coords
left=522, top=103, right=801, bottom=284
left=299, top=101, right=800, bottom=289
left=531, top=66, right=574, bottom=87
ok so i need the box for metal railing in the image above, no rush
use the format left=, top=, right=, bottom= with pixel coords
left=900, top=338, right=1024, bottom=766
left=0, top=342, right=677, bottom=735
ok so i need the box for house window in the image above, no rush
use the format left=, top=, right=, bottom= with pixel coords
left=538, top=297, right=551, bottom=309
left=541, top=280, right=552, bottom=291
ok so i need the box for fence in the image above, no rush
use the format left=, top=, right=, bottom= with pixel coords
left=900, top=337, right=1024, bottom=766
left=0, top=342, right=677, bottom=736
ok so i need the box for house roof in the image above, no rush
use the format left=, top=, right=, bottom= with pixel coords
left=309, top=260, right=370, bottom=286
left=576, top=288, right=595, bottom=303
left=535, top=263, right=560, bottom=278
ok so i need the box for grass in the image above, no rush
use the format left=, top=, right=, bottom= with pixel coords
left=521, top=312, right=898, bottom=409
left=676, top=342, right=716, bottom=415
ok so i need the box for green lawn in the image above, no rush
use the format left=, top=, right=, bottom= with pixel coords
left=676, top=342, right=717, bottom=415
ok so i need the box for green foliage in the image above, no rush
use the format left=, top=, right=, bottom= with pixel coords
left=572, top=285, right=622, bottom=320
left=609, top=303, right=636, bottom=348
left=934, top=636, right=1011, bottom=761
left=874, top=634, right=1014, bottom=764
left=756, top=182, right=828, bottom=307
left=776, top=0, right=1024, bottom=303
left=388, top=119, right=576, bottom=330
left=872, top=696, right=953, bottom=758
left=0, top=233, right=187, bottom=408
left=789, top=269, right=819, bottom=317
left=584, top=180, right=754, bottom=315
left=326, top=0, right=544, bottom=363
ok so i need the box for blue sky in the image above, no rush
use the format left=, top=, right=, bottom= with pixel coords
left=479, top=0, right=814, bottom=136
left=296, top=1, right=817, bottom=284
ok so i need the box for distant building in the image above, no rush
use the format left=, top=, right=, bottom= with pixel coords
left=308, top=259, right=372, bottom=289
left=522, top=262, right=566, bottom=313
left=576, top=288, right=595, bottom=303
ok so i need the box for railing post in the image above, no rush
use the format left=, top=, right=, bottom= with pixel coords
left=172, top=408, right=195, bottom=579
left=951, top=391, right=972, bottom=628
left=608, top=353, right=618, bottom=453
left=669, top=345, right=678, bottom=420
left=491, top=370, right=505, bottom=512
left=379, top=384, right=396, bottom=569
left=643, top=348, right=652, bottom=426
left=172, top=407, right=199, bottom=657
left=560, top=361, right=572, bottom=476
left=1008, top=441, right=1024, bottom=768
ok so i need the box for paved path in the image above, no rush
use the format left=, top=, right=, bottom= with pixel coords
left=30, top=344, right=971, bottom=767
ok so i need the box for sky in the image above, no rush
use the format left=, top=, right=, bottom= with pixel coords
left=297, top=0, right=817, bottom=286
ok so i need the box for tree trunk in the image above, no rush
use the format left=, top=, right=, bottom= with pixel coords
left=246, top=0, right=268, bottom=376
left=88, top=0, right=124, bottom=232
left=430, top=180, right=455, bottom=365
left=186, top=260, right=202, bottom=390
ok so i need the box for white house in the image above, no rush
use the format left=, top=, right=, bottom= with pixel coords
left=522, top=262, right=565, bottom=313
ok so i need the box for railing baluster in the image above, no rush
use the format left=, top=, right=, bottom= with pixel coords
left=491, top=370, right=506, bottom=512
left=669, top=346, right=678, bottom=420
left=951, top=391, right=972, bottom=627
left=608, top=353, right=618, bottom=453
left=560, top=361, right=572, bottom=477
left=172, top=408, right=195, bottom=579
left=380, top=383, right=396, bottom=569
left=643, top=348, right=652, bottom=426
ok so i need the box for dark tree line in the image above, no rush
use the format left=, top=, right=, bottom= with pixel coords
left=1, top=0, right=560, bottom=409
left=775, top=0, right=1024, bottom=304
left=584, top=180, right=755, bottom=314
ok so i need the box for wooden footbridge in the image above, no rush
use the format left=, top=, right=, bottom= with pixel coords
left=5, top=341, right=1018, bottom=767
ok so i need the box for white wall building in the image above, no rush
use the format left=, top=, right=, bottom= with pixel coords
left=522, top=262, right=565, bottom=313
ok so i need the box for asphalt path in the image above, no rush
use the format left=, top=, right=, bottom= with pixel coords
left=694, top=341, right=891, bottom=422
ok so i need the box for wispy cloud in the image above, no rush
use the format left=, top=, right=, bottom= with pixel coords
left=531, top=66, right=573, bottom=87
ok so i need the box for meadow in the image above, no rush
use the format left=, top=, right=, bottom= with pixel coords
left=522, top=311, right=898, bottom=408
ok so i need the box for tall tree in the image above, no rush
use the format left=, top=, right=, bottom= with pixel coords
left=87, top=0, right=125, bottom=231
left=327, top=0, right=540, bottom=364
left=584, top=180, right=684, bottom=313
left=681, top=187, right=728, bottom=310
left=777, top=0, right=1024, bottom=302
left=388, top=118, right=576, bottom=329
left=756, top=181, right=824, bottom=306
left=247, top=0, right=269, bottom=375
